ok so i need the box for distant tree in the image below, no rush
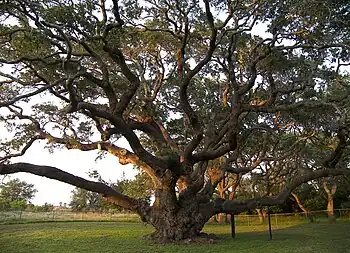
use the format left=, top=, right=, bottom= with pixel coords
left=293, top=176, right=350, bottom=221
left=70, top=187, right=99, bottom=212
left=0, top=198, right=9, bottom=210
left=335, top=180, right=350, bottom=209
left=320, top=176, right=350, bottom=223
left=70, top=171, right=153, bottom=212
left=0, top=179, right=37, bottom=210
left=114, top=172, right=153, bottom=202
left=9, top=200, right=27, bottom=210
left=28, top=202, right=54, bottom=212
left=323, top=183, right=337, bottom=223
left=293, top=183, right=326, bottom=211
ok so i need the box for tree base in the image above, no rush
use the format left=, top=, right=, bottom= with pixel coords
left=182, top=233, right=218, bottom=244
left=145, top=231, right=218, bottom=244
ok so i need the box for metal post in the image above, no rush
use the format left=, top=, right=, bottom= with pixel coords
left=231, top=213, right=236, bottom=238
left=267, top=208, right=272, bottom=240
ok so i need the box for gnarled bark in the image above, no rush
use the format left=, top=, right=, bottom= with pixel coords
left=147, top=196, right=208, bottom=241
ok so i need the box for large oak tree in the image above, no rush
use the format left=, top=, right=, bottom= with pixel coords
left=0, top=0, right=349, bottom=241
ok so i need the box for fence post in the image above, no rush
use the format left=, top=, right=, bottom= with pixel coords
left=231, top=214, right=236, bottom=238
left=267, top=208, right=272, bottom=240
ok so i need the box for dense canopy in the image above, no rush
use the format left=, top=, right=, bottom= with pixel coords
left=0, top=0, right=349, bottom=241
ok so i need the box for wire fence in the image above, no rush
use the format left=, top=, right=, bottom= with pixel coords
left=1, top=208, right=349, bottom=225
left=210, top=209, right=350, bottom=226
left=0, top=210, right=139, bottom=224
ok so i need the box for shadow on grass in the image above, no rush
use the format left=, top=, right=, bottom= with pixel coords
left=221, top=221, right=349, bottom=245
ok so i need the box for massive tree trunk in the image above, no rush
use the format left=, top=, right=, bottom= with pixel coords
left=323, top=183, right=337, bottom=224
left=291, top=192, right=314, bottom=222
left=147, top=204, right=208, bottom=241
left=146, top=190, right=210, bottom=241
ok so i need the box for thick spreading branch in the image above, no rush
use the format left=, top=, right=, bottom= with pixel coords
left=103, top=45, right=141, bottom=115
left=0, top=162, right=147, bottom=212
left=216, top=168, right=350, bottom=214
left=1, top=1, right=350, bottom=239
left=42, top=133, right=161, bottom=185
left=1, top=106, right=164, bottom=183
left=76, top=102, right=169, bottom=172
left=179, top=0, right=218, bottom=160
left=323, top=128, right=348, bottom=168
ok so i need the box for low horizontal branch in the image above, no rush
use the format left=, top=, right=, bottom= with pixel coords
left=0, top=162, right=146, bottom=211
left=216, top=167, right=350, bottom=214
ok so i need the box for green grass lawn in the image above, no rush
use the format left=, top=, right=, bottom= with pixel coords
left=0, top=221, right=349, bottom=253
